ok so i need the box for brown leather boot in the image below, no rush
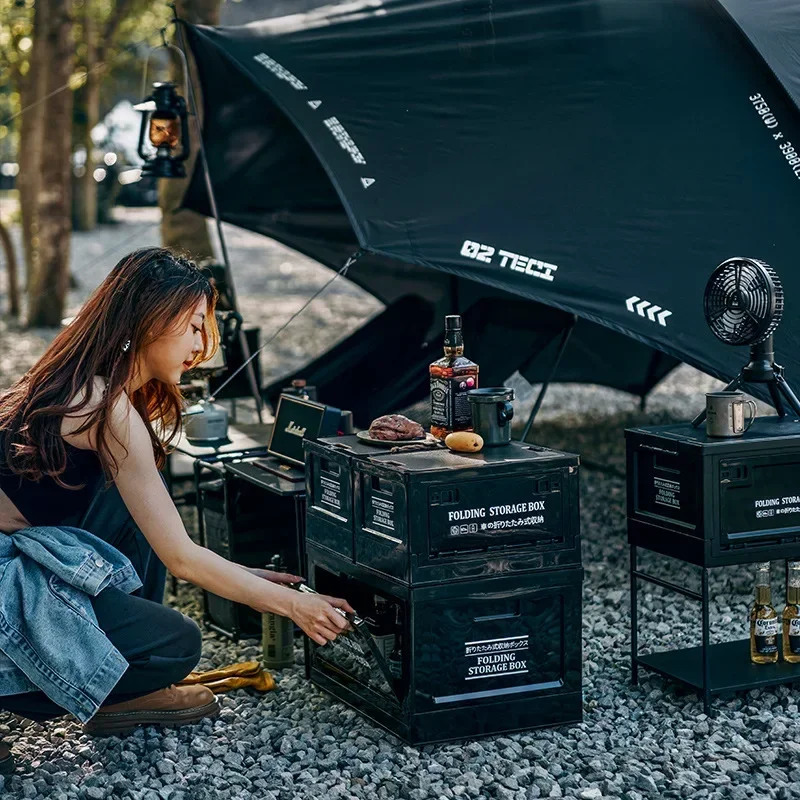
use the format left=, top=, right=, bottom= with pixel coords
left=0, top=740, right=14, bottom=775
left=83, top=684, right=219, bottom=736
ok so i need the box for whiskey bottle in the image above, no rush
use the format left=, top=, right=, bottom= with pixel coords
left=387, top=605, right=403, bottom=681
left=430, top=315, right=479, bottom=440
left=783, top=562, right=800, bottom=664
left=750, top=563, right=779, bottom=664
left=366, top=594, right=396, bottom=662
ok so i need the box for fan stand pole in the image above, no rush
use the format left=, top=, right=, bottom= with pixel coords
left=691, top=337, right=800, bottom=426
left=774, top=373, right=800, bottom=416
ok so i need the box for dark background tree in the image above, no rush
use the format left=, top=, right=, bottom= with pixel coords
left=27, top=0, right=74, bottom=327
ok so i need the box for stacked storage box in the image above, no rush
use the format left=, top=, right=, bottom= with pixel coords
left=303, top=435, right=583, bottom=744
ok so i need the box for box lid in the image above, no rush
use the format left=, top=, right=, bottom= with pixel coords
left=625, top=415, right=800, bottom=448
left=315, top=436, right=578, bottom=473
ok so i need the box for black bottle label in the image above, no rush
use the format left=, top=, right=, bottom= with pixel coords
left=430, top=376, right=476, bottom=427
left=754, top=617, right=779, bottom=654
left=430, top=377, right=448, bottom=426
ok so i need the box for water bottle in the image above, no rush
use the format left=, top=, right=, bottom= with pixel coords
left=261, top=555, right=295, bottom=670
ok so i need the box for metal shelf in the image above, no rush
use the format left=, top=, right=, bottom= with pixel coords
left=637, top=639, right=800, bottom=695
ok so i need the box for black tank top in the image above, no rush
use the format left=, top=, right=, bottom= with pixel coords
left=0, top=430, right=104, bottom=527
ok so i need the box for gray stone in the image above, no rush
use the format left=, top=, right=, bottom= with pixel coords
left=634, top=774, right=659, bottom=794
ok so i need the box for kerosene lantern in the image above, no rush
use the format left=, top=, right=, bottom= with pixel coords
left=134, top=81, right=189, bottom=179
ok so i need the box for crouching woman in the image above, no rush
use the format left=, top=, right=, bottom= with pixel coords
left=0, top=248, right=352, bottom=772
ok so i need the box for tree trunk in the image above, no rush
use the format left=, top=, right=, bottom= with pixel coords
left=158, top=0, right=220, bottom=263
left=73, top=1, right=99, bottom=232
left=27, top=0, right=75, bottom=328
left=17, top=0, right=50, bottom=291
left=0, top=220, right=21, bottom=318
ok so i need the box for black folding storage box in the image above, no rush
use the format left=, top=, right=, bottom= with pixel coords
left=302, top=435, right=583, bottom=744
left=626, top=416, right=800, bottom=567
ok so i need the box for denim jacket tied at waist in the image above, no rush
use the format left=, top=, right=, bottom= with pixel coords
left=0, top=525, right=142, bottom=722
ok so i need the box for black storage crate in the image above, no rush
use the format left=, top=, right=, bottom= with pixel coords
left=305, top=436, right=581, bottom=584
left=304, top=437, right=374, bottom=560
left=197, top=460, right=306, bottom=639
left=626, top=416, right=800, bottom=566
left=307, top=543, right=583, bottom=744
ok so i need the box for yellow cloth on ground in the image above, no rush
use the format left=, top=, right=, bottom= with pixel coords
left=178, top=661, right=275, bottom=693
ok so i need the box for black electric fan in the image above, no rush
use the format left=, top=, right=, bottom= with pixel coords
left=692, top=257, right=800, bottom=426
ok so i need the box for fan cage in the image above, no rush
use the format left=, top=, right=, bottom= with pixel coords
left=703, top=257, right=783, bottom=346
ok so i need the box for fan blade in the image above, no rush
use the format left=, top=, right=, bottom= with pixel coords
left=709, top=307, right=730, bottom=324
left=744, top=308, right=762, bottom=329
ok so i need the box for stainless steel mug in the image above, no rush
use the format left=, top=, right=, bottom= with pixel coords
left=467, top=387, right=515, bottom=447
left=705, top=391, right=756, bottom=437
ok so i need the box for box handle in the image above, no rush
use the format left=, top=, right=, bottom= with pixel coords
left=371, top=475, right=394, bottom=496
left=473, top=603, right=521, bottom=622
left=320, top=458, right=340, bottom=476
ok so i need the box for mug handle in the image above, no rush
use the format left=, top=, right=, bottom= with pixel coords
left=497, top=401, right=515, bottom=427
left=744, top=400, right=757, bottom=432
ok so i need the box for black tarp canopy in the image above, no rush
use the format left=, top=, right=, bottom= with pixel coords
left=181, top=0, right=800, bottom=422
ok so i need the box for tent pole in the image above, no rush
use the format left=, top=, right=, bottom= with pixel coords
left=639, top=349, right=666, bottom=412
left=520, top=315, right=576, bottom=443
left=174, top=16, right=264, bottom=423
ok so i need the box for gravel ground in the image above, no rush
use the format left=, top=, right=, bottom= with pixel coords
left=1, top=209, right=800, bottom=799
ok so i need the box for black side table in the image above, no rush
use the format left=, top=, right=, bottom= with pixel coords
left=194, top=458, right=306, bottom=636
left=630, top=551, right=800, bottom=714
left=626, top=419, right=800, bottom=714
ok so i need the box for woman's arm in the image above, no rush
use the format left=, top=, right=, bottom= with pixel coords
left=102, top=392, right=352, bottom=645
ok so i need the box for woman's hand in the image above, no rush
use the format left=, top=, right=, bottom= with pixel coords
left=288, top=592, right=356, bottom=646
left=244, top=566, right=304, bottom=585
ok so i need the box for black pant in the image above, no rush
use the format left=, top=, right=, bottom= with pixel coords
left=0, top=482, right=202, bottom=722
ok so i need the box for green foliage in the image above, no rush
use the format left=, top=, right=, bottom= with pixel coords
left=0, top=0, right=34, bottom=160
left=0, top=0, right=173, bottom=160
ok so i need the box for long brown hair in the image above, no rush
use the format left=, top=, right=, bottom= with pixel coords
left=0, top=247, right=220, bottom=487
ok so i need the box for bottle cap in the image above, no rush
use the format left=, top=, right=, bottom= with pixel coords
left=443, top=315, right=464, bottom=349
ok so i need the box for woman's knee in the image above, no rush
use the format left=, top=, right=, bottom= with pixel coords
left=165, top=610, right=203, bottom=674
left=92, top=588, right=203, bottom=682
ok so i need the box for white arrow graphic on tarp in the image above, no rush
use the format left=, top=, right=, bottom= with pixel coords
left=635, top=299, right=650, bottom=317
left=625, top=296, right=672, bottom=326
left=361, top=177, right=375, bottom=188
left=646, top=305, right=662, bottom=322
left=307, top=100, right=322, bottom=109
